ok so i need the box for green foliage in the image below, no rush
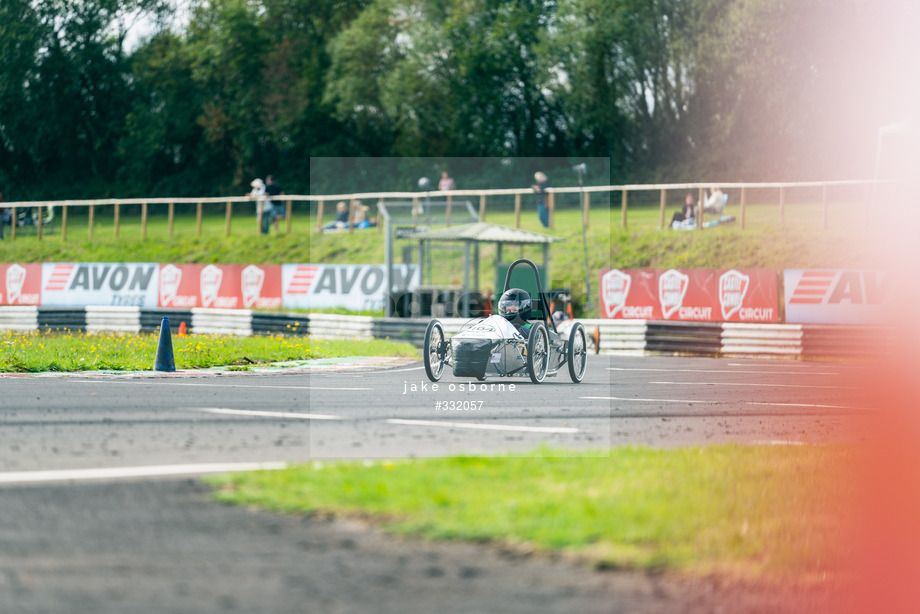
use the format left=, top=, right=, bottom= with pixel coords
left=208, top=445, right=858, bottom=579
left=0, top=0, right=913, bottom=197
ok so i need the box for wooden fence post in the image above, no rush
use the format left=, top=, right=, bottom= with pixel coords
left=549, top=192, right=555, bottom=229
left=88, top=204, right=95, bottom=239
left=479, top=194, right=487, bottom=222
left=621, top=190, right=628, bottom=228
left=740, top=187, right=747, bottom=230
left=114, top=203, right=121, bottom=239
left=514, top=193, right=521, bottom=228
left=316, top=199, right=325, bottom=232
left=141, top=202, right=148, bottom=239
left=446, top=194, right=452, bottom=227
left=286, top=199, right=292, bottom=234
left=196, top=202, right=203, bottom=236
left=37, top=206, right=43, bottom=241
left=61, top=205, right=68, bottom=241
left=659, top=189, right=667, bottom=229
left=779, top=186, right=785, bottom=226
left=9, top=206, right=16, bottom=241
left=225, top=201, right=232, bottom=236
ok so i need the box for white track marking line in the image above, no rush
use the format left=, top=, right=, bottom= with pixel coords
left=197, top=408, right=343, bottom=420
left=71, top=381, right=370, bottom=391
left=0, top=462, right=289, bottom=485
left=386, top=419, right=579, bottom=434
left=650, top=381, right=857, bottom=390
left=581, top=396, right=709, bottom=404
left=746, top=401, right=872, bottom=411
left=608, top=367, right=840, bottom=376
left=381, top=366, right=426, bottom=373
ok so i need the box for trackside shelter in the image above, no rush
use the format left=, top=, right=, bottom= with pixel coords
left=378, top=200, right=479, bottom=317
left=409, top=222, right=563, bottom=317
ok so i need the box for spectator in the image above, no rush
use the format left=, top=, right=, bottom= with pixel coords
left=264, top=175, right=285, bottom=234
left=352, top=204, right=377, bottom=229
left=702, top=186, right=726, bottom=216
left=438, top=171, right=456, bottom=191
left=532, top=171, right=550, bottom=228
left=670, top=193, right=696, bottom=228
left=247, top=178, right=269, bottom=234
left=324, top=201, right=350, bottom=231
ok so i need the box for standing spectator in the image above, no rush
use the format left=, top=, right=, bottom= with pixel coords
left=248, top=178, right=268, bottom=234
left=265, top=175, right=285, bottom=234
left=532, top=171, right=550, bottom=228
left=438, top=171, right=456, bottom=191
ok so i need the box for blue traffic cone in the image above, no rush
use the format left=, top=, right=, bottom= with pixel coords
left=154, top=317, right=176, bottom=372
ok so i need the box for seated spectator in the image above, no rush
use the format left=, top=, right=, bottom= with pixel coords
left=323, top=201, right=350, bottom=231
left=352, top=204, right=377, bottom=229
left=702, top=186, right=726, bottom=215
left=670, top=193, right=696, bottom=229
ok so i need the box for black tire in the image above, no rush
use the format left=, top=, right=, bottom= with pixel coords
left=567, top=322, right=587, bottom=383
left=423, top=320, right=446, bottom=382
left=526, top=322, right=549, bottom=384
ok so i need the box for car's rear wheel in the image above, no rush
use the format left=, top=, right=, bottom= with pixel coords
left=527, top=322, right=549, bottom=384
left=423, top=320, right=446, bottom=382
left=567, top=322, right=587, bottom=383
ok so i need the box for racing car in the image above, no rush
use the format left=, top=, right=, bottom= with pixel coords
left=423, top=259, right=588, bottom=384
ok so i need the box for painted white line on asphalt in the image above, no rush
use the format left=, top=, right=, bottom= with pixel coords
left=197, top=408, right=343, bottom=420
left=382, top=366, right=426, bottom=373
left=746, top=401, right=871, bottom=411
left=386, top=419, right=579, bottom=434
left=608, top=367, right=840, bottom=376
left=581, top=396, right=709, bottom=404
left=72, top=381, right=371, bottom=391
left=0, top=462, right=289, bottom=485
left=650, top=381, right=857, bottom=390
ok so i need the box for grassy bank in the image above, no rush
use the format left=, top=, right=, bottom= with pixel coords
left=0, top=330, right=417, bottom=372
left=0, top=204, right=873, bottom=318
left=208, top=445, right=857, bottom=581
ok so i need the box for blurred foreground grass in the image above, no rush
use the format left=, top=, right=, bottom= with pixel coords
left=208, top=445, right=858, bottom=582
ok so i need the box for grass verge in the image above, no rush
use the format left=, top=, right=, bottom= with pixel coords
left=0, top=330, right=417, bottom=372
left=207, top=445, right=857, bottom=582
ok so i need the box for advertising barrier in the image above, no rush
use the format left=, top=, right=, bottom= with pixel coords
left=282, top=264, right=420, bottom=312
left=159, top=264, right=283, bottom=309
left=41, top=263, right=159, bottom=307
left=1, top=263, right=42, bottom=306
left=600, top=268, right=779, bottom=322
left=783, top=269, right=891, bottom=324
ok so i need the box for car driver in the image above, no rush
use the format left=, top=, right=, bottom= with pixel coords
left=497, top=288, right=534, bottom=338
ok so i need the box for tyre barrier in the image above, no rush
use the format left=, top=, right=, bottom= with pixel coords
left=0, top=306, right=889, bottom=360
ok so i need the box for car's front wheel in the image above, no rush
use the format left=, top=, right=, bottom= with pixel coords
left=527, top=322, right=549, bottom=384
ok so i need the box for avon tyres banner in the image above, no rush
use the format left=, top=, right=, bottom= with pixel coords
left=41, top=263, right=159, bottom=307
left=600, top=268, right=779, bottom=322
left=282, top=264, right=420, bottom=311
left=784, top=269, right=891, bottom=324
left=0, top=263, right=42, bottom=305
left=158, top=264, right=283, bottom=309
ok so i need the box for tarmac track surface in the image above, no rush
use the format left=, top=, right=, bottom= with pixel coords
left=0, top=355, right=871, bottom=613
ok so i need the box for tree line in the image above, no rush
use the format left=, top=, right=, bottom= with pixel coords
left=0, top=0, right=914, bottom=200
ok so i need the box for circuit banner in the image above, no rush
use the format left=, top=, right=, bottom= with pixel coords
left=0, top=263, right=43, bottom=305
left=599, top=268, right=779, bottom=322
